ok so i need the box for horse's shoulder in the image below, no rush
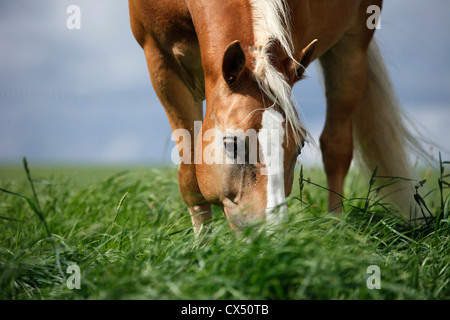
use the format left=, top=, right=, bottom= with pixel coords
left=130, top=0, right=195, bottom=46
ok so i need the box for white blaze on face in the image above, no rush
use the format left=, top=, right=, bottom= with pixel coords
left=258, top=108, right=288, bottom=226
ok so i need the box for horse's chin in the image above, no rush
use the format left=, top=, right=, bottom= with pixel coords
left=222, top=198, right=266, bottom=230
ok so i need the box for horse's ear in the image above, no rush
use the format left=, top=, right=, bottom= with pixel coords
left=222, top=40, right=246, bottom=86
left=284, top=39, right=318, bottom=85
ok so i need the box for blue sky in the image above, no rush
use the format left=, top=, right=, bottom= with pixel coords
left=0, top=0, right=449, bottom=166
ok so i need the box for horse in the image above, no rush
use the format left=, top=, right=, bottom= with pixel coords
left=129, top=0, right=426, bottom=234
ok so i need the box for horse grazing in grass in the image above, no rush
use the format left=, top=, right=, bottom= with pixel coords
left=129, top=0, right=425, bottom=233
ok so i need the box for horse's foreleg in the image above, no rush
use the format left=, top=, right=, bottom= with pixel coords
left=178, top=162, right=212, bottom=236
left=143, top=40, right=212, bottom=235
left=318, top=34, right=370, bottom=212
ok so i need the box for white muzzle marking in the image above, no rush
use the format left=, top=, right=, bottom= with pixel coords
left=258, top=108, right=288, bottom=226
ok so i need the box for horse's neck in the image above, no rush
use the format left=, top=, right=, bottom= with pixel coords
left=186, top=0, right=255, bottom=84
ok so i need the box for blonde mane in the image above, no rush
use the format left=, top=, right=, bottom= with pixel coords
left=250, top=0, right=307, bottom=145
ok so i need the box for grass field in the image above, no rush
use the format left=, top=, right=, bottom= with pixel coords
left=0, top=158, right=448, bottom=300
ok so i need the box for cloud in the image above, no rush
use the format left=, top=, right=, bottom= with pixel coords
left=0, top=1, right=149, bottom=95
left=98, top=134, right=145, bottom=163
left=0, top=0, right=449, bottom=165
left=405, top=103, right=450, bottom=159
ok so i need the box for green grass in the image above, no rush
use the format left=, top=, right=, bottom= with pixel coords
left=0, top=158, right=448, bottom=300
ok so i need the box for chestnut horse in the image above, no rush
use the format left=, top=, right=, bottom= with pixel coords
left=129, top=0, right=425, bottom=233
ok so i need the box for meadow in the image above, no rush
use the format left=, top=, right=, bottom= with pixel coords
left=0, top=158, right=448, bottom=300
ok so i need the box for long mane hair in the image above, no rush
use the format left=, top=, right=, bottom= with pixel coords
left=250, top=0, right=307, bottom=145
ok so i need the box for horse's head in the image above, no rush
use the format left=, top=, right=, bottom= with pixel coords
left=196, top=39, right=317, bottom=230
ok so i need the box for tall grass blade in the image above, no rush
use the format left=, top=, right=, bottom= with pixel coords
left=22, top=157, right=51, bottom=238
